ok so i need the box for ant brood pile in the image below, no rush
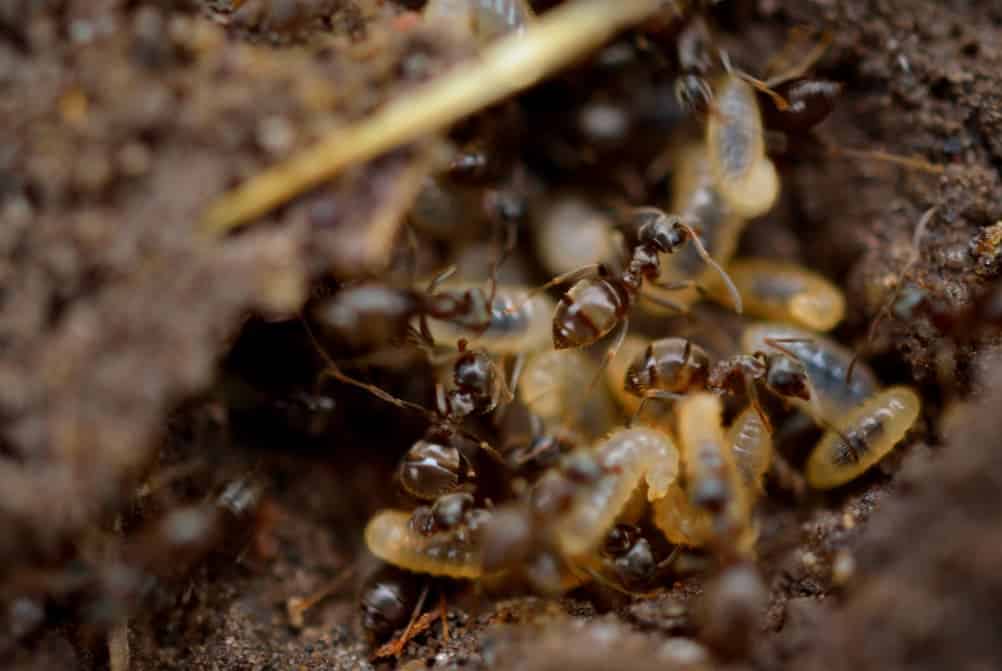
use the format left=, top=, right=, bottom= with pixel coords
left=271, top=0, right=926, bottom=653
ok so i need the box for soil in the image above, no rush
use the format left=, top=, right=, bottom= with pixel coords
left=1, top=0, right=1001, bottom=670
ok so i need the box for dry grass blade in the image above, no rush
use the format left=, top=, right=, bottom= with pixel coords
left=201, top=0, right=663, bottom=237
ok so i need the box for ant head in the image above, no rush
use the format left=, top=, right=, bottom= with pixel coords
left=636, top=210, right=690, bottom=254
left=624, top=347, right=655, bottom=396
left=453, top=349, right=500, bottom=412
left=765, top=354, right=811, bottom=401
left=602, top=523, right=641, bottom=558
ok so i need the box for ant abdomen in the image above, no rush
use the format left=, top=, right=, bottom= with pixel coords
left=624, top=337, right=711, bottom=397
left=761, top=78, right=842, bottom=136
left=397, top=438, right=468, bottom=501
left=553, top=277, right=629, bottom=349
left=806, top=386, right=920, bottom=489
left=359, top=565, right=422, bottom=642
left=722, top=259, right=846, bottom=332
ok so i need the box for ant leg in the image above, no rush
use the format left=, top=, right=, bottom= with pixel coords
left=744, top=381, right=774, bottom=435
left=763, top=336, right=813, bottom=359
left=628, top=390, right=685, bottom=428
left=404, top=222, right=421, bottom=287
left=639, top=290, right=689, bottom=314
left=426, top=265, right=458, bottom=295
left=815, top=415, right=860, bottom=464
left=764, top=30, right=833, bottom=88
left=847, top=206, right=936, bottom=382
left=417, top=265, right=460, bottom=346
left=821, top=137, right=943, bottom=174
left=590, top=316, right=629, bottom=398
left=301, top=317, right=434, bottom=419
left=736, top=71, right=790, bottom=110
left=504, top=263, right=602, bottom=315
left=766, top=451, right=806, bottom=500
left=675, top=219, right=743, bottom=314
left=376, top=582, right=430, bottom=659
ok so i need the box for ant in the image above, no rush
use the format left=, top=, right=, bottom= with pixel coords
left=304, top=314, right=511, bottom=500
left=311, top=239, right=514, bottom=354
left=707, top=338, right=812, bottom=433
left=523, top=207, right=740, bottom=383
left=622, top=336, right=712, bottom=424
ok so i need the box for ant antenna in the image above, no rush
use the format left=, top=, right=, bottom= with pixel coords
left=675, top=219, right=743, bottom=314
left=846, top=206, right=936, bottom=383
left=476, top=216, right=519, bottom=336
left=763, top=29, right=833, bottom=88
left=300, top=315, right=435, bottom=420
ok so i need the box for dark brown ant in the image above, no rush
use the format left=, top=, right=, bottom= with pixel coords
left=408, top=492, right=476, bottom=536
left=708, top=338, right=811, bottom=433
left=503, top=413, right=580, bottom=480
left=311, top=267, right=493, bottom=352
left=674, top=15, right=716, bottom=112
left=305, top=317, right=510, bottom=500
left=527, top=208, right=739, bottom=380
left=597, top=523, right=661, bottom=593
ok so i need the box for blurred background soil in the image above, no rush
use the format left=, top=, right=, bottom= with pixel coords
left=1, top=0, right=1001, bottom=669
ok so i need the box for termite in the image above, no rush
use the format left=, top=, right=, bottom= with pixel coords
left=806, top=386, right=921, bottom=489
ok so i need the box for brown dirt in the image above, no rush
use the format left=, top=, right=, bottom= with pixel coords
left=2, top=0, right=1002, bottom=670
